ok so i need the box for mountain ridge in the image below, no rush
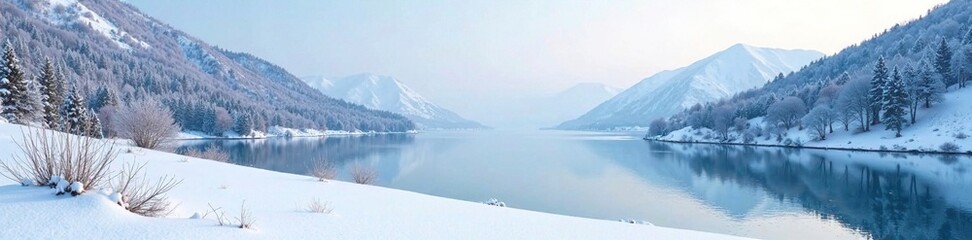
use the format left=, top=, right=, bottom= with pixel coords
left=558, top=44, right=824, bottom=130
left=303, top=73, right=487, bottom=129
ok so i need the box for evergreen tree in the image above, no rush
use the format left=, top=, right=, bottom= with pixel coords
left=882, top=67, right=908, bottom=138
left=868, top=56, right=888, bottom=126
left=234, top=112, right=253, bottom=136
left=935, top=37, right=954, bottom=86
left=38, top=59, right=65, bottom=129
left=917, top=61, right=945, bottom=108
left=836, top=72, right=851, bottom=85
left=24, top=77, right=44, bottom=122
left=1, top=41, right=29, bottom=123
left=92, top=86, right=118, bottom=110
left=65, top=89, right=88, bottom=135
left=84, top=111, right=104, bottom=138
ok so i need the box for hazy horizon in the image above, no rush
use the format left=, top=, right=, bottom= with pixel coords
left=127, top=0, right=947, bottom=128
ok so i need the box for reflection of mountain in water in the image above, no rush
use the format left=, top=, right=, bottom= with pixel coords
left=585, top=141, right=972, bottom=240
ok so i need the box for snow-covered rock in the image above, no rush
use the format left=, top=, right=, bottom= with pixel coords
left=559, top=44, right=824, bottom=130
left=303, top=74, right=487, bottom=129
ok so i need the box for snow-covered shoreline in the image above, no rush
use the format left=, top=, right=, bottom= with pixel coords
left=172, top=126, right=419, bottom=140
left=648, top=86, right=972, bottom=155
left=0, top=122, right=745, bottom=239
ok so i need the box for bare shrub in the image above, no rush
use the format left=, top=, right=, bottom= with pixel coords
left=940, top=142, right=961, bottom=152
left=113, top=163, right=182, bottom=217
left=308, top=157, right=336, bottom=181
left=349, top=164, right=377, bottom=185
left=300, top=198, right=333, bottom=214
left=113, top=99, right=181, bottom=149
left=236, top=201, right=256, bottom=229
left=956, top=132, right=969, bottom=139
left=205, top=203, right=229, bottom=226
left=181, top=146, right=230, bottom=162
left=0, top=127, right=117, bottom=193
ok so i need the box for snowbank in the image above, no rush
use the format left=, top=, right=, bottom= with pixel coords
left=654, top=86, right=972, bottom=154
left=0, top=123, right=744, bottom=239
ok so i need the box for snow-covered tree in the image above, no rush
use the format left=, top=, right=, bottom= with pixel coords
left=765, top=97, right=806, bottom=129
left=38, top=59, right=66, bottom=129
left=24, top=77, right=44, bottom=123
left=916, top=60, right=945, bottom=108
left=902, top=65, right=922, bottom=124
left=935, top=37, right=954, bottom=86
left=648, top=118, right=669, bottom=137
left=837, top=77, right=872, bottom=131
left=0, top=41, right=29, bottom=123
left=711, top=105, right=735, bottom=140
left=92, top=86, right=118, bottom=111
left=84, top=111, right=104, bottom=138
left=802, top=105, right=836, bottom=140
left=65, top=89, right=88, bottom=135
left=882, top=67, right=908, bottom=137
left=868, top=56, right=888, bottom=126
left=113, top=98, right=181, bottom=149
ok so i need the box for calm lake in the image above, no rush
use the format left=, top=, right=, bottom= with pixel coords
left=179, top=130, right=972, bottom=240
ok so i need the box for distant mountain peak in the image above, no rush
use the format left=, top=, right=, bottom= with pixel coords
left=302, top=74, right=487, bottom=129
left=558, top=44, right=824, bottom=130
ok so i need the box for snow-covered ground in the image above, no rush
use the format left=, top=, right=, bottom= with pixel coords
left=0, top=123, right=745, bottom=239
left=655, top=86, right=972, bottom=154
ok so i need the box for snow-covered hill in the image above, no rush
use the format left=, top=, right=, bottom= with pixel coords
left=303, top=74, right=487, bottom=130
left=558, top=44, right=824, bottom=130
left=656, top=85, right=972, bottom=154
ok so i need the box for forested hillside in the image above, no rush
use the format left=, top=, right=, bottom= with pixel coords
left=0, top=0, right=413, bottom=134
left=650, top=1, right=972, bottom=151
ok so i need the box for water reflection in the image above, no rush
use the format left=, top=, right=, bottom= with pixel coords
left=179, top=131, right=972, bottom=240
left=590, top=142, right=972, bottom=240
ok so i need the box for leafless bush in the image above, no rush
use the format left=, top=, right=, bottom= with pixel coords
left=113, top=163, right=182, bottom=217
left=940, top=142, right=961, bottom=152
left=205, top=203, right=229, bottom=226
left=349, top=164, right=377, bottom=185
left=300, top=198, right=333, bottom=214
left=181, top=146, right=230, bottom=162
left=236, top=201, right=256, bottom=229
left=112, top=99, right=181, bottom=149
left=308, top=157, right=336, bottom=181
left=0, top=127, right=117, bottom=193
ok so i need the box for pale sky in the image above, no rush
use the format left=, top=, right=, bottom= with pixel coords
left=127, top=0, right=947, bottom=127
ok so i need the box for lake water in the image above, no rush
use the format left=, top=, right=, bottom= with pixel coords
left=179, top=130, right=972, bottom=240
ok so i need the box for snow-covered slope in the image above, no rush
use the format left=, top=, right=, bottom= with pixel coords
left=0, top=123, right=745, bottom=239
left=303, top=74, right=487, bottom=129
left=657, top=85, right=972, bottom=153
left=559, top=44, right=824, bottom=130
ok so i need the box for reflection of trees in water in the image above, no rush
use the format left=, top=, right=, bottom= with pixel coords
left=180, top=135, right=415, bottom=176
left=591, top=141, right=971, bottom=240
left=671, top=143, right=971, bottom=240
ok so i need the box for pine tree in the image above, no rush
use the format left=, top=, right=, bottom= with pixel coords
left=24, top=77, right=44, bottom=122
left=84, top=111, right=104, bottom=138
left=935, top=37, right=954, bottom=86
left=65, top=89, right=88, bottom=135
left=882, top=67, right=908, bottom=138
left=1, top=41, right=29, bottom=123
left=917, top=61, right=945, bottom=108
left=92, top=86, right=118, bottom=110
left=868, top=56, right=888, bottom=126
left=39, top=59, right=66, bottom=129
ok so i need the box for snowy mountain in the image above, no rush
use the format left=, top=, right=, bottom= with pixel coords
left=0, top=0, right=413, bottom=133
left=558, top=44, right=824, bottom=130
left=303, top=74, right=487, bottom=129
